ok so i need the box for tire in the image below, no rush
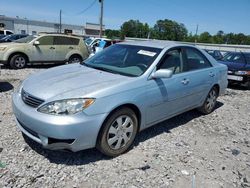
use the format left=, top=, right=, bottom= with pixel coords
left=9, top=54, right=27, bottom=69
left=198, top=87, right=218, bottom=114
left=97, top=107, right=138, bottom=157
left=246, top=81, right=250, bottom=90
left=68, top=55, right=82, bottom=64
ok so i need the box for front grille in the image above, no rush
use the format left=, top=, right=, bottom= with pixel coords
left=21, top=89, right=44, bottom=108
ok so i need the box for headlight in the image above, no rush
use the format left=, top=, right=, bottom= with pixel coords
left=38, top=98, right=95, bottom=115
left=0, top=47, right=6, bottom=51
left=235, top=71, right=250, bottom=75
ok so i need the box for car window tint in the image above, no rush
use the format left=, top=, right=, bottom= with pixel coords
left=244, top=54, right=250, bottom=64
left=38, top=36, right=54, bottom=45
left=233, top=54, right=245, bottom=63
left=185, top=48, right=211, bottom=71
left=85, top=44, right=161, bottom=77
left=158, top=49, right=182, bottom=74
left=54, top=36, right=79, bottom=45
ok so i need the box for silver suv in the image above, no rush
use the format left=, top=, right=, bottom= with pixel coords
left=0, top=33, right=89, bottom=69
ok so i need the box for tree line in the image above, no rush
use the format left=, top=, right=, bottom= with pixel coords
left=105, top=19, right=250, bottom=45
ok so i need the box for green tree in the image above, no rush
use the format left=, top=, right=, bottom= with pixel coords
left=105, top=29, right=121, bottom=39
left=120, top=20, right=150, bottom=39
left=152, top=19, right=188, bottom=41
left=198, top=32, right=212, bottom=43
left=212, top=30, right=225, bottom=44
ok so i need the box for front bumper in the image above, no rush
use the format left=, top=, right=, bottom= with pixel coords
left=228, top=74, right=250, bottom=86
left=12, top=91, right=108, bottom=152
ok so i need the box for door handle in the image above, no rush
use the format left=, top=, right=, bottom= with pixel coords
left=69, top=47, right=74, bottom=49
left=181, top=78, right=189, bottom=85
left=209, top=72, right=215, bottom=77
left=50, top=47, right=55, bottom=50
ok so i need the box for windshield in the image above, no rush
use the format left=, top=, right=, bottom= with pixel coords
left=83, top=44, right=161, bottom=77
left=85, top=38, right=93, bottom=45
left=221, top=52, right=243, bottom=63
left=15, top=35, right=36, bottom=43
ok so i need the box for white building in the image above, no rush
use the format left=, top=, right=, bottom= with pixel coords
left=0, top=16, right=105, bottom=37
left=0, top=15, right=85, bottom=35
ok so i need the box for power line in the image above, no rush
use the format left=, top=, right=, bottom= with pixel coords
left=77, top=0, right=97, bottom=15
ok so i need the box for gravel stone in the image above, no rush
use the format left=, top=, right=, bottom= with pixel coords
left=0, top=66, right=250, bottom=187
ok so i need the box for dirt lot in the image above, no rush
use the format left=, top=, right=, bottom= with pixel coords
left=0, top=65, right=249, bottom=188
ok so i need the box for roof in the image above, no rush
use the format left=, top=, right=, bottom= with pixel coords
left=120, top=40, right=184, bottom=49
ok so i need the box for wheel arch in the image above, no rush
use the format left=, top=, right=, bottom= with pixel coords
left=67, top=53, right=83, bottom=61
left=213, top=83, right=220, bottom=94
left=8, top=52, right=29, bottom=65
left=96, top=103, right=142, bottom=145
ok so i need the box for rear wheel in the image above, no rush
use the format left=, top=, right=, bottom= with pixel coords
left=198, top=87, right=218, bottom=114
left=97, top=108, right=138, bottom=157
left=9, top=54, right=27, bottom=69
left=245, top=81, right=250, bottom=90
left=68, top=55, right=82, bottom=64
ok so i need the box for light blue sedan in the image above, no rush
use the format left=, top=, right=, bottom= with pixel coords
left=12, top=41, right=228, bottom=156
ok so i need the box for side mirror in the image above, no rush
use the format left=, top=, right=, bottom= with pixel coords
left=33, top=41, right=40, bottom=46
left=151, top=69, right=173, bottom=79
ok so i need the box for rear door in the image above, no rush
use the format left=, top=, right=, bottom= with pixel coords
left=145, top=47, right=215, bottom=126
left=54, top=36, right=80, bottom=61
left=181, top=47, right=215, bottom=106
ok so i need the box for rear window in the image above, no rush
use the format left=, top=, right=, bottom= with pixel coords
left=54, top=36, right=79, bottom=45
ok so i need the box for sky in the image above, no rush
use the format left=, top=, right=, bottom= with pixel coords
left=0, top=0, right=250, bottom=35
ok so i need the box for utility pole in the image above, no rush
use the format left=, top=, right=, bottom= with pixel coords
left=195, top=24, right=199, bottom=43
left=99, top=0, right=104, bottom=38
left=59, top=9, right=62, bottom=33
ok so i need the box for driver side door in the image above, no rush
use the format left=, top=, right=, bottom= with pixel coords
left=31, top=36, right=55, bottom=62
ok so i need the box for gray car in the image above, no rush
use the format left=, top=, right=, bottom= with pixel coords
left=12, top=40, right=228, bottom=156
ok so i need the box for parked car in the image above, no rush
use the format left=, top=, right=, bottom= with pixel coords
left=205, top=49, right=223, bottom=60
left=0, top=33, right=89, bottom=69
left=0, top=29, right=13, bottom=35
left=0, top=35, right=6, bottom=40
left=85, top=37, right=112, bottom=52
left=12, top=41, right=228, bottom=156
left=218, top=52, right=250, bottom=89
left=0, top=34, right=29, bottom=43
left=0, top=34, right=28, bottom=43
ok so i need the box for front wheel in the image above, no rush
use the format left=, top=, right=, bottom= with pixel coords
left=9, top=54, right=27, bottom=69
left=97, top=108, right=138, bottom=157
left=198, top=87, right=218, bottom=114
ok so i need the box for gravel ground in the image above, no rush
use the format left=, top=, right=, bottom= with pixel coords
left=0, top=65, right=249, bottom=188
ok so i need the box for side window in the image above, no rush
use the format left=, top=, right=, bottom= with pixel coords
left=6, top=31, right=12, bottom=35
left=185, top=48, right=211, bottom=71
left=54, top=36, right=79, bottom=45
left=158, top=49, right=182, bottom=74
left=38, top=36, right=54, bottom=45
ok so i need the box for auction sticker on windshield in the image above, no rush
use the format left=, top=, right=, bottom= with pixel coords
left=137, top=50, right=156, bottom=57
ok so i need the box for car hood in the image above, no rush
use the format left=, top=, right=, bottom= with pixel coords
left=217, top=60, right=246, bottom=71
left=0, top=42, right=26, bottom=47
left=22, top=64, right=131, bottom=101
